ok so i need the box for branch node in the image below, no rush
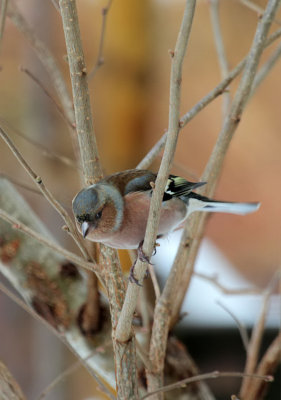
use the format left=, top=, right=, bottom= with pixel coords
left=168, top=49, right=175, bottom=58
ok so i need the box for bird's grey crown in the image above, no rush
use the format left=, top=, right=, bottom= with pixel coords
left=72, top=187, right=100, bottom=221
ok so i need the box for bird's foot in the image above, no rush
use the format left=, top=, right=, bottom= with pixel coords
left=128, top=241, right=152, bottom=285
left=129, top=260, right=143, bottom=286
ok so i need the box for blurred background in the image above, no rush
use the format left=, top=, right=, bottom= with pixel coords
left=0, top=0, right=280, bottom=399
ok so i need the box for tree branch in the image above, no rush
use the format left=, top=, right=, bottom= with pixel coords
left=0, top=180, right=116, bottom=391
left=58, top=1, right=137, bottom=397
left=0, top=206, right=98, bottom=275
left=0, top=359, right=26, bottom=400
left=7, top=0, right=77, bottom=156
left=170, top=0, right=281, bottom=325
left=0, top=0, right=8, bottom=52
left=19, top=66, right=74, bottom=130
left=246, top=332, right=281, bottom=400
left=88, top=0, right=113, bottom=80
left=137, top=25, right=281, bottom=170
left=0, top=126, right=90, bottom=261
left=116, top=0, right=196, bottom=350
left=239, top=274, right=279, bottom=397
left=209, top=0, right=231, bottom=120
left=142, top=370, right=273, bottom=400
left=59, top=0, right=102, bottom=185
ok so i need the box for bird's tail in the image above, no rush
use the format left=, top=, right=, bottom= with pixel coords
left=186, top=193, right=260, bottom=216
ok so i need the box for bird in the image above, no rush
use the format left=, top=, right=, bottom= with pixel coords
left=72, top=168, right=260, bottom=252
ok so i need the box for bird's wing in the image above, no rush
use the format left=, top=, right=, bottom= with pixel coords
left=104, top=169, right=157, bottom=195
left=163, top=175, right=206, bottom=200
left=104, top=170, right=206, bottom=200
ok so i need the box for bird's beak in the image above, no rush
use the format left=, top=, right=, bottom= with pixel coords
left=81, top=221, right=90, bottom=238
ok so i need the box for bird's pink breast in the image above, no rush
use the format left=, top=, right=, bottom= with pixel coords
left=102, top=192, right=187, bottom=249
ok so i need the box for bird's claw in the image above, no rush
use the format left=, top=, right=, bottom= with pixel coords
left=129, top=242, right=152, bottom=285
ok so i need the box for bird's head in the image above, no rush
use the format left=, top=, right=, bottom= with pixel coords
left=72, top=183, right=124, bottom=239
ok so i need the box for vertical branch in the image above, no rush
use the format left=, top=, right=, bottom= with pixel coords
left=239, top=278, right=277, bottom=398
left=0, top=0, right=8, bottom=51
left=59, top=0, right=102, bottom=185
left=136, top=26, right=281, bottom=171
left=170, top=0, right=281, bottom=324
left=58, top=1, right=137, bottom=398
left=209, top=0, right=231, bottom=120
left=246, top=332, right=281, bottom=400
left=116, top=0, right=196, bottom=347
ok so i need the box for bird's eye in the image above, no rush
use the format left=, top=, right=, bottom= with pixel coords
left=95, top=210, right=102, bottom=220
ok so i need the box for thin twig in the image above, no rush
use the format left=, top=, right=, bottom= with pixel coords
left=137, top=26, right=281, bottom=171
left=170, top=0, right=281, bottom=326
left=239, top=274, right=279, bottom=398
left=59, top=1, right=135, bottom=397
left=141, top=370, right=273, bottom=400
left=246, top=332, right=281, bottom=400
left=0, top=209, right=98, bottom=274
left=240, top=0, right=281, bottom=25
left=20, top=66, right=75, bottom=130
left=0, top=0, right=8, bottom=51
left=0, top=279, right=64, bottom=339
left=0, top=281, right=114, bottom=399
left=136, top=340, right=153, bottom=372
left=0, top=117, right=78, bottom=170
left=0, top=126, right=90, bottom=260
left=49, top=0, right=60, bottom=13
left=209, top=0, right=231, bottom=120
left=37, top=352, right=101, bottom=400
left=147, top=264, right=161, bottom=301
left=88, top=0, right=113, bottom=80
left=0, top=173, right=42, bottom=195
left=7, top=0, right=78, bottom=159
left=116, top=0, right=196, bottom=346
left=194, top=272, right=260, bottom=295
left=250, top=39, right=281, bottom=97
left=59, top=0, right=103, bottom=185
left=216, top=300, right=249, bottom=352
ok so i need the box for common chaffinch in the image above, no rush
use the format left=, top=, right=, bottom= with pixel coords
left=72, top=169, right=260, bottom=250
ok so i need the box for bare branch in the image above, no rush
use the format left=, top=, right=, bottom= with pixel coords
left=7, top=0, right=75, bottom=133
left=19, top=66, right=75, bottom=130
left=194, top=272, right=261, bottom=295
left=240, top=0, right=281, bottom=25
left=0, top=359, right=26, bottom=400
left=59, top=1, right=138, bottom=396
left=0, top=277, right=115, bottom=398
left=0, top=173, right=42, bottom=195
left=246, top=332, right=281, bottom=400
left=36, top=351, right=115, bottom=400
left=116, top=0, right=196, bottom=347
left=250, top=40, right=281, bottom=97
left=141, top=370, right=273, bottom=400
left=49, top=0, right=60, bottom=13
left=239, top=275, right=279, bottom=397
left=0, top=0, right=8, bottom=52
left=0, top=179, right=116, bottom=391
left=216, top=300, right=249, bottom=352
left=0, top=117, right=78, bottom=170
left=0, top=208, right=98, bottom=274
left=209, top=0, right=231, bottom=120
left=137, top=26, right=281, bottom=170
left=88, top=0, right=113, bottom=80
left=170, top=0, right=281, bottom=325
left=0, top=126, right=90, bottom=260
left=59, top=0, right=103, bottom=185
